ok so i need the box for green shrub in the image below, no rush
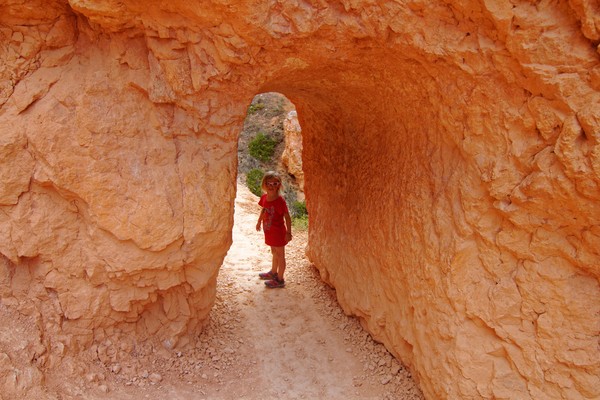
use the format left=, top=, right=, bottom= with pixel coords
left=246, top=169, right=264, bottom=197
left=290, top=200, right=307, bottom=218
left=292, top=215, right=308, bottom=230
left=248, top=132, right=278, bottom=162
left=290, top=200, right=308, bottom=231
left=247, top=103, right=265, bottom=115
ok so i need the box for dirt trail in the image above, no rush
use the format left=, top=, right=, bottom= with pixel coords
left=203, top=184, right=424, bottom=399
left=1, top=184, right=424, bottom=400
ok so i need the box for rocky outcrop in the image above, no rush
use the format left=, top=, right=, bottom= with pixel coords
left=281, top=110, right=304, bottom=192
left=0, top=0, right=238, bottom=350
left=0, top=0, right=598, bottom=399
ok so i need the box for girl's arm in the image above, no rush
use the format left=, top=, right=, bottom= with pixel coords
left=256, top=208, right=264, bottom=231
left=284, top=211, right=292, bottom=242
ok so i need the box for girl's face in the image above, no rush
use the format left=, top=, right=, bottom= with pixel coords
left=265, top=178, right=281, bottom=193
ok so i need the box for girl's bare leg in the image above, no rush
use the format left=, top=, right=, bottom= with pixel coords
left=271, top=246, right=286, bottom=281
left=269, top=247, right=278, bottom=277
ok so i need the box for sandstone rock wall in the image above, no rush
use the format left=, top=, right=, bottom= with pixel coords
left=281, top=110, right=304, bottom=192
left=0, top=1, right=599, bottom=399
left=0, top=0, right=244, bottom=350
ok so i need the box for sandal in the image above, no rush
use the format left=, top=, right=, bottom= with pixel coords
left=265, top=279, right=285, bottom=289
left=259, top=271, right=278, bottom=280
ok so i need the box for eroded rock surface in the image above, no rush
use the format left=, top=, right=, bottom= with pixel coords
left=282, top=110, right=305, bottom=193
left=0, top=1, right=599, bottom=399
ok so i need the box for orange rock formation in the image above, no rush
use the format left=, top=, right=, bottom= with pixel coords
left=281, top=110, right=304, bottom=192
left=1, top=1, right=599, bottom=399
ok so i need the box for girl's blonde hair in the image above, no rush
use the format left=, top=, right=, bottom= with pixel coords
left=261, top=171, right=283, bottom=194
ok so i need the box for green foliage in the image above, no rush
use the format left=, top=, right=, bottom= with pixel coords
left=246, top=169, right=264, bottom=197
left=290, top=200, right=307, bottom=218
left=248, top=132, right=278, bottom=162
left=290, top=200, right=308, bottom=231
left=247, top=102, right=265, bottom=115
left=292, top=214, right=308, bottom=231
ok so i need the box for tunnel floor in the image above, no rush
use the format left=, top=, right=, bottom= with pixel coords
left=196, top=182, right=424, bottom=399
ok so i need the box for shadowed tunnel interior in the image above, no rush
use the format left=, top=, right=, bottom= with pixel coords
left=258, top=49, right=497, bottom=395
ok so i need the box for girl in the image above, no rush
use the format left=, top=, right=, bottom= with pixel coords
left=255, top=171, right=292, bottom=288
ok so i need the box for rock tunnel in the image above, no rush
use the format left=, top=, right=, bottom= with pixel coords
left=1, top=0, right=599, bottom=399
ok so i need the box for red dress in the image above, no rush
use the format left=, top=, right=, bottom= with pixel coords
left=258, top=194, right=289, bottom=247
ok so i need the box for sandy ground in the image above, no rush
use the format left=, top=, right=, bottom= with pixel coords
left=1, top=184, right=424, bottom=400
left=208, top=184, right=424, bottom=399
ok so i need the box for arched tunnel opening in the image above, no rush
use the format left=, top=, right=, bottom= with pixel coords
left=254, top=59, right=461, bottom=385
left=236, top=92, right=303, bottom=206
left=218, top=91, right=429, bottom=399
